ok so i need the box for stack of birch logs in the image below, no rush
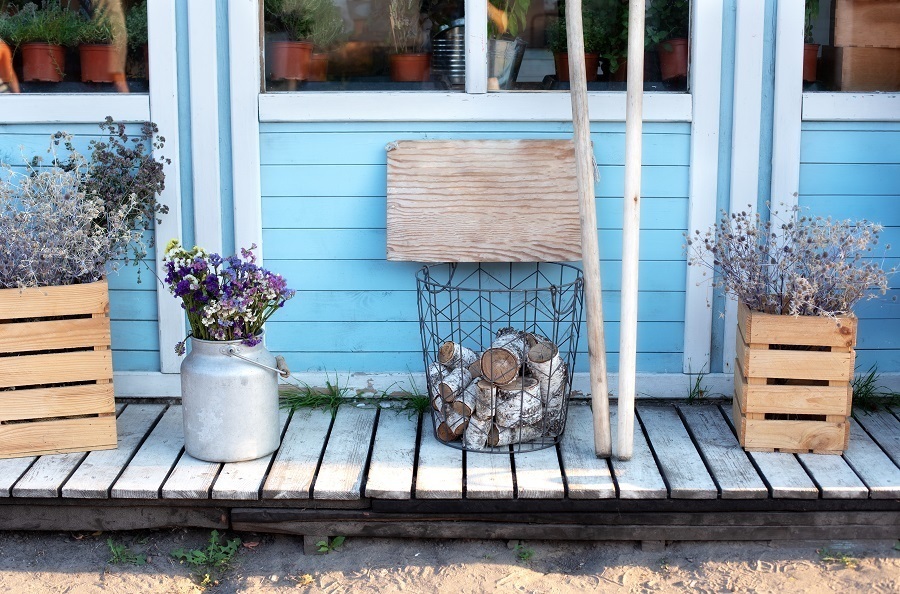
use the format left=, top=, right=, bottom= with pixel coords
left=428, top=327, right=569, bottom=450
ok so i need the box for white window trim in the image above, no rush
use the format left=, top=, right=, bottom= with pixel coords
left=802, top=93, right=900, bottom=121
left=0, top=94, right=150, bottom=123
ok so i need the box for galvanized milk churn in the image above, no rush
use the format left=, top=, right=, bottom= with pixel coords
left=180, top=334, right=284, bottom=462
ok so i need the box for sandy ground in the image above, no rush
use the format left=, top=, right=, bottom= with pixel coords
left=0, top=529, right=897, bottom=593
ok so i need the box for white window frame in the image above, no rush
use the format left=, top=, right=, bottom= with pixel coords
left=802, top=93, right=900, bottom=122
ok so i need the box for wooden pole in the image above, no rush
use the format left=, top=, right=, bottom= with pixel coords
left=617, top=0, right=646, bottom=461
left=564, top=0, right=611, bottom=457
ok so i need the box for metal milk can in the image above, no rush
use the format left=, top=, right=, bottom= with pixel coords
left=180, top=335, right=282, bottom=462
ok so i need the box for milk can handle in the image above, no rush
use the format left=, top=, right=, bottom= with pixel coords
left=225, top=347, right=291, bottom=378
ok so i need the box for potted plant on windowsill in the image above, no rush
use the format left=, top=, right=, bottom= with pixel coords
left=803, top=0, right=819, bottom=83
left=126, top=0, right=148, bottom=80
left=266, top=0, right=314, bottom=81
left=306, top=0, right=346, bottom=82
left=77, top=8, right=127, bottom=87
left=0, top=118, right=168, bottom=459
left=164, top=241, right=295, bottom=463
left=687, top=207, right=896, bottom=454
left=389, top=0, right=429, bottom=82
left=646, top=0, right=688, bottom=81
left=547, top=12, right=605, bottom=83
left=486, top=0, right=528, bottom=89
left=4, top=1, right=81, bottom=83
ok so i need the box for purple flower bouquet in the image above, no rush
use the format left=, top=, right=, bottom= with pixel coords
left=163, top=240, right=295, bottom=354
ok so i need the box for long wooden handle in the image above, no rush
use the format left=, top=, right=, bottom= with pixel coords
left=564, top=0, right=611, bottom=458
left=617, top=0, right=646, bottom=461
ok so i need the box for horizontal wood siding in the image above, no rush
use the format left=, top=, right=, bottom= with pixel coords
left=260, top=122, right=691, bottom=373
left=800, top=121, right=900, bottom=372
left=0, top=124, right=160, bottom=372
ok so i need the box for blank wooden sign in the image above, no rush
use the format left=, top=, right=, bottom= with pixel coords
left=386, top=140, right=582, bottom=262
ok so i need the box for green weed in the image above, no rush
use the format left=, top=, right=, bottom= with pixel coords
left=515, top=543, right=534, bottom=563
left=817, top=548, right=859, bottom=569
left=393, top=371, right=431, bottom=418
left=107, top=538, right=147, bottom=565
left=852, top=364, right=900, bottom=413
left=280, top=371, right=353, bottom=418
left=316, top=536, right=345, bottom=554
left=171, top=530, right=241, bottom=587
left=687, top=369, right=708, bottom=404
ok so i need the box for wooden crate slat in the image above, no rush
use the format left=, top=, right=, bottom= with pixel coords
left=821, top=46, right=900, bottom=92
left=112, top=405, right=185, bottom=499
left=853, top=410, right=900, bottom=467
left=262, top=408, right=333, bottom=499
left=364, top=410, right=418, bottom=500
left=638, top=406, right=718, bottom=499
left=212, top=409, right=290, bottom=501
left=12, top=451, right=88, bottom=498
left=313, top=406, right=377, bottom=500
left=0, top=384, right=115, bottom=423
left=415, top=419, right=463, bottom=499
left=797, top=452, right=869, bottom=499
left=734, top=397, right=849, bottom=454
left=513, top=444, right=565, bottom=499
left=0, top=316, right=111, bottom=354
left=738, top=303, right=856, bottom=348
left=0, top=416, right=117, bottom=459
left=0, top=350, right=113, bottom=390
left=736, top=337, right=855, bottom=383
left=610, top=407, right=668, bottom=499
left=62, top=404, right=165, bottom=498
left=678, top=405, right=768, bottom=499
left=843, top=417, right=900, bottom=499
left=466, top=450, right=514, bottom=499
left=558, top=404, right=616, bottom=499
left=735, top=369, right=851, bottom=416
left=386, top=140, right=581, bottom=262
left=0, top=281, right=109, bottom=320
left=833, top=0, right=900, bottom=48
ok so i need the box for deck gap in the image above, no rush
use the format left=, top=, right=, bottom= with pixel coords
left=794, top=456, right=826, bottom=500
left=716, top=403, right=775, bottom=498
left=103, top=404, right=168, bottom=498
left=4, top=456, right=40, bottom=497
left=357, top=407, right=381, bottom=499
left=409, top=412, right=424, bottom=500
left=158, top=447, right=186, bottom=499
left=306, top=407, right=339, bottom=499
left=554, top=442, right=570, bottom=499
left=461, top=449, right=467, bottom=499
left=635, top=407, right=671, bottom=497
left=205, top=459, right=228, bottom=499
left=675, top=405, right=724, bottom=498
left=55, top=453, right=91, bottom=498
left=508, top=445, right=518, bottom=500
left=257, top=408, right=296, bottom=500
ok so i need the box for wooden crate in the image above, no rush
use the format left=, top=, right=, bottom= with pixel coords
left=833, top=0, right=900, bottom=49
left=821, top=46, right=900, bottom=91
left=0, top=280, right=117, bottom=459
left=733, top=303, right=855, bottom=455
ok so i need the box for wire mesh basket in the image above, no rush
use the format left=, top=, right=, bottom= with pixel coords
left=417, top=262, right=584, bottom=453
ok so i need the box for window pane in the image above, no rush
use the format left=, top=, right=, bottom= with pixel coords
left=263, top=0, right=465, bottom=91
left=489, top=0, right=688, bottom=92
left=804, top=0, right=900, bottom=92
left=0, top=0, right=149, bottom=94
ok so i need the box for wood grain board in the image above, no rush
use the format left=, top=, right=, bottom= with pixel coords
left=364, top=410, right=418, bottom=499
left=513, top=445, right=565, bottom=499
left=0, top=281, right=109, bottom=320
left=112, top=405, right=185, bottom=499
left=638, top=407, right=718, bottom=499
left=833, top=0, right=900, bottom=48
left=386, top=140, right=582, bottom=262
left=558, top=405, right=616, bottom=498
left=262, top=408, right=333, bottom=499
left=212, top=410, right=291, bottom=500
left=312, top=406, right=377, bottom=500
left=466, top=450, right=515, bottom=499
left=415, top=420, right=463, bottom=499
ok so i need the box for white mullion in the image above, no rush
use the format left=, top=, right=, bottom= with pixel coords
left=464, top=0, right=487, bottom=93
left=682, top=0, right=723, bottom=374
left=148, top=0, right=186, bottom=374
left=723, top=0, right=766, bottom=374
left=188, top=0, right=223, bottom=254
left=229, top=0, right=263, bottom=260
left=770, top=0, right=804, bottom=212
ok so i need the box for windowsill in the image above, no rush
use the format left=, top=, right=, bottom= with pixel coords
left=802, top=92, right=900, bottom=121
left=0, top=93, right=151, bottom=124
left=258, top=90, right=692, bottom=123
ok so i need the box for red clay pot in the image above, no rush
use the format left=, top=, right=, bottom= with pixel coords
left=79, top=44, right=119, bottom=83
left=803, top=43, right=819, bottom=83
left=21, top=42, right=66, bottom=82
left=270, top=40, right=313, bottom=81
left=308, top=53, right=328, bottom=82
left=658, top=37, right=688, bottom=81
left=389, top=53, right=430, bottom=82
left=553, top=52, right=600, bottom=83
left=610, top=57, right=627, bottom=82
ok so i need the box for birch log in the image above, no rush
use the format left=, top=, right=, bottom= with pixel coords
left=474, top=379, right=497, bottom=418
left=437, top=367, right=472, bottom=402
left=451, top=380, right=479, bottom=416
left=463, top=410, right=492, bottom=450
left=616, top=0, right=646, bottom=461
left=436, top=407, right=467, bottom=442
left=494, top=376, right=543, bottom=427
left=480, top=328, right=528, bottom=385
left=487, top=423, right=543, bottom=448
left=565, top=0, right=611, bottom=457
left=467, top=359, right=483, bottom=380
left=438, top=341, right=479, bottom=369
left=527, top=340, right=568, bottom=433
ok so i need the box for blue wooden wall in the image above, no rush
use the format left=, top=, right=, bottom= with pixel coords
left=799, top=121, right=900, bottom=371
left=258, top=121, right=691, bottom=374
left=0, top=123, right=161, bottom=372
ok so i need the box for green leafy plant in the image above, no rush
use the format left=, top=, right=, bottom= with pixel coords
left=107, top=538, right=147, bottom=565
left=547, top=14, right=608, bottom=55
left=488, top=0, right=529, bottom=39
left=852, top=364, right=900, bottom=413
left=389, top=0, right=425, bottom=53
left=306, top=0, right=345, bottom=51
left=172, top=530, right=241, bottom=587
left=316, top=536, right=345, bottom=553
left=804, top=0, right=819, bottom=44
left=77, top=13, right=115, bottom=45
left=687, top=369, right=707, bottom=403
left=281, top=371, right=353, bottom=418
left=514, top=543, right=534, bottom=562
left=4, top=1, right=83, bottom=47
left=817, top=547, right=858, bottom=569
left=645, top=0, right=688, bottom=50
left=126, top=0, right=148, bottom=50
left=265, top=0, right=313, bottom=41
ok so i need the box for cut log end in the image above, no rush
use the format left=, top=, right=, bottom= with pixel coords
left=480, top=348, right=521, bottom=385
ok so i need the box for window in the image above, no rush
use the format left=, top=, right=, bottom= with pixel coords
left=0, top=0, right=148, bottom=94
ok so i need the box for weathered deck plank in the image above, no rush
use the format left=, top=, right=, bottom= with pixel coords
left=842, top=417, right=900, bottom=499
left=466, top=450, right=514, bottom=499
left=610, top=408, right=667, bottom=499
left=262, top=408, right=333, bottom=499
left=638, top=406, right=717, bottom=499
left=212, top=410, right=291, bottom=500
left=161, top=453, right=221, bottom=500
left=797, top=452, right=869, bottom=499
left=854, top=410, right=900, bottom=467
left=63, top=404, right=165, bottom=498
left=313, top=406, right=378, bottom=500
left=558, top=404, right=616, bottom=499
left=678, top=405, right=767, bottom=499
left=364, top=410, right=418, bottom=500
left=513, top=445, right=564, bottom=499
left=415, top=421, right=463, bottom=499
left=12, top=452, right=87, bottom=498
left=0, top=456, right=35, bottom=498
left=112, top=405, right=185, bottom=499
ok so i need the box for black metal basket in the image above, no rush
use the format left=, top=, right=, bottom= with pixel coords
left=416, top=262, right=584, bottom=453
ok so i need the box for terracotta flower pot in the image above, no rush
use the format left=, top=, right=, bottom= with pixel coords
left=803, top=43, right=819, bottom=83
left=610, top=57, right=627, bottom=82
left=389, top=53, right=430, bottom=82
left=270, top=40, right=313, bottom=81
left=658, top=37, right=688, bottom=81
left=308, top=53, right=328, bottom=82
left=553, top=52, right=600, bottom=83
left=21, top=42, right=66, bottom=82
left=79, top=44, right=118, bottom=83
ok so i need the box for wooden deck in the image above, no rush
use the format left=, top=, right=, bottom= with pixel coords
left=0, top=402, right=898, bottom=543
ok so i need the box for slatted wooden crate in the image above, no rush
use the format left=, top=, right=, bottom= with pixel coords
left=733, top=303, right=855, bottom=455
left=0, top=280, right=117, bottom=459
left=821, top=46, right=900, bottom=91
left=833, top=0, right=900, bottom=49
